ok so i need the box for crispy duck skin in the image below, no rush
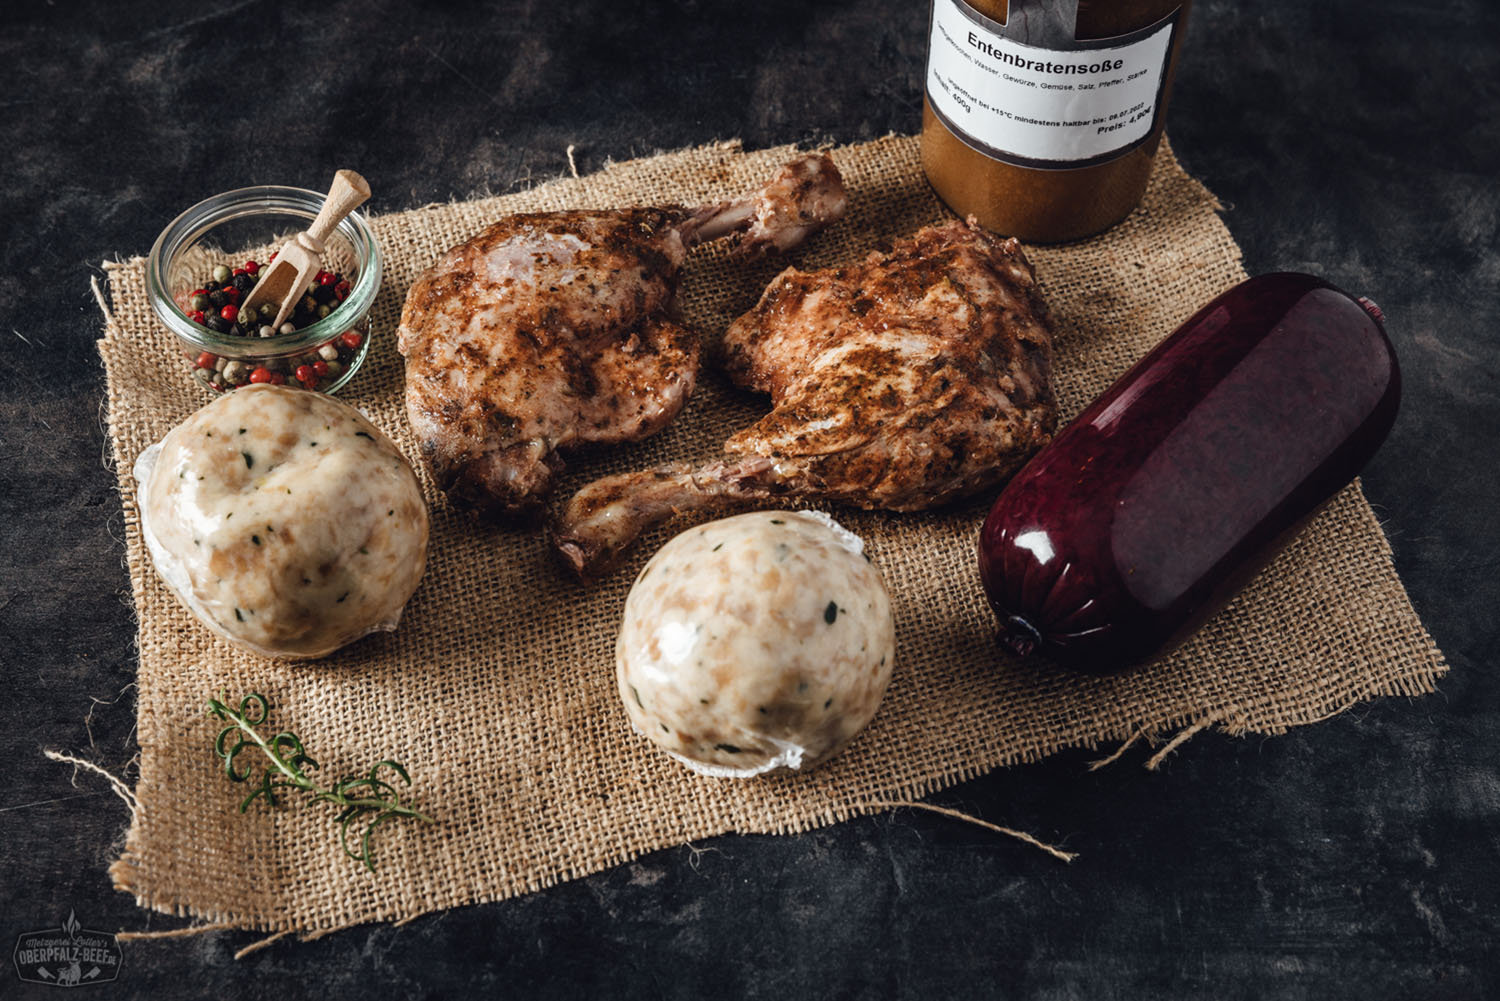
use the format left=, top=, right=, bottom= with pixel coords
left=551, top=218, right=1058, bottom=576
left=397, top=153, right=846, bottom=517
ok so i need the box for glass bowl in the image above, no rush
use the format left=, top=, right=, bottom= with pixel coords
left=146, top=185, right=382, bottom=395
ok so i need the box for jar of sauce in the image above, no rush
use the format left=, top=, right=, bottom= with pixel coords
left=921, top=0, right=1191, bottom=242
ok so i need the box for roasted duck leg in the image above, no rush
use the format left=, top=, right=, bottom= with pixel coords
left=552, top=218, right=1057, bottom=576
left=398, top=153, right=846, bottom=517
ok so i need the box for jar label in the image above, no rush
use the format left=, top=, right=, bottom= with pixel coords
left=925, top=0, right=1179, bottom=169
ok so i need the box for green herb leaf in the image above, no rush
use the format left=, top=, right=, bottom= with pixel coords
left=207, top=691, right=433, bottom=872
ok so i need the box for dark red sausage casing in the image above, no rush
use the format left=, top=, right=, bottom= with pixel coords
left=977, top=273, right=1401, bottom=673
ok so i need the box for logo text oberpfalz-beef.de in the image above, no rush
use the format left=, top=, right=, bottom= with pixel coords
left=13, top=910, right=123, bottom=987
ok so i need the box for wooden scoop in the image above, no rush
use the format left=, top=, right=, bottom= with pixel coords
left=241, top=169, right=371, bottom=332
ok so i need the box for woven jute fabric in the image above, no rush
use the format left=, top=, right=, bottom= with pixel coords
left=96, top=135, right=1446, bottom=933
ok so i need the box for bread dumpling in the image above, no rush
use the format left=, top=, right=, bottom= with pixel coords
left=616, top=510, right=895, bottom=777
left=135, top=384, right=428, bottom=659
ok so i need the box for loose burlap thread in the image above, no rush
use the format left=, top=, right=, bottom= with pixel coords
left=95, top=135, right=1446, bottom=934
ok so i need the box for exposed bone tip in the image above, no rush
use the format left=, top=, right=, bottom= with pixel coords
left=556, top=541, right=589, bottom=578
left=546, top=524, right=608, bottom=580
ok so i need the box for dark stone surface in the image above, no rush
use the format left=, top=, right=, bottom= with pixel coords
left=2, top=1, right=1496, bottom=997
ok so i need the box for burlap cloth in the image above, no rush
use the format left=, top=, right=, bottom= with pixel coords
left=95, top=135, right=1446, bottom=933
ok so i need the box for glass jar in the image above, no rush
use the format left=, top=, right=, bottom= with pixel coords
left=921, top=0, right=1191, bottom=242
left=146, top=185, right=382, bottom=395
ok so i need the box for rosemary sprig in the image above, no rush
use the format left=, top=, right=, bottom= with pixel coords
left=207, top=692, right=433, bottom=871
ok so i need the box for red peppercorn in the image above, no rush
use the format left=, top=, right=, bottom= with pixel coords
left=269, top=372, right=286, bottom=385
left=295, top=364, right=315, bottom=384
left=222, top=285, right=240, bottom=301
left=189, top=310, right=206, bottom=325
left=313, top=360, right=330, bottom=377
left=220, top=304, right=238, bottom=322
left=335, top=281, right=351, bottom=300
left=340, top=330, right=363, bottom=349
left=232, top=267, right=247, bottom=277
left=318, top=272, right=338, bottom=286
left=249, top=367, right=272, bottom=384
left=268, top=251, right=277, bottom=262
left=196, top=351, right=216, bottom=369
left=244, top=260, right=260, bottom=275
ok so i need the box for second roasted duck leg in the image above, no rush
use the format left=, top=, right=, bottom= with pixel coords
left=551, top=219, right=1058, bottom=576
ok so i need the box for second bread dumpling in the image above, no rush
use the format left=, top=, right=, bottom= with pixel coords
left=616, top=510, right=895, bottom=777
